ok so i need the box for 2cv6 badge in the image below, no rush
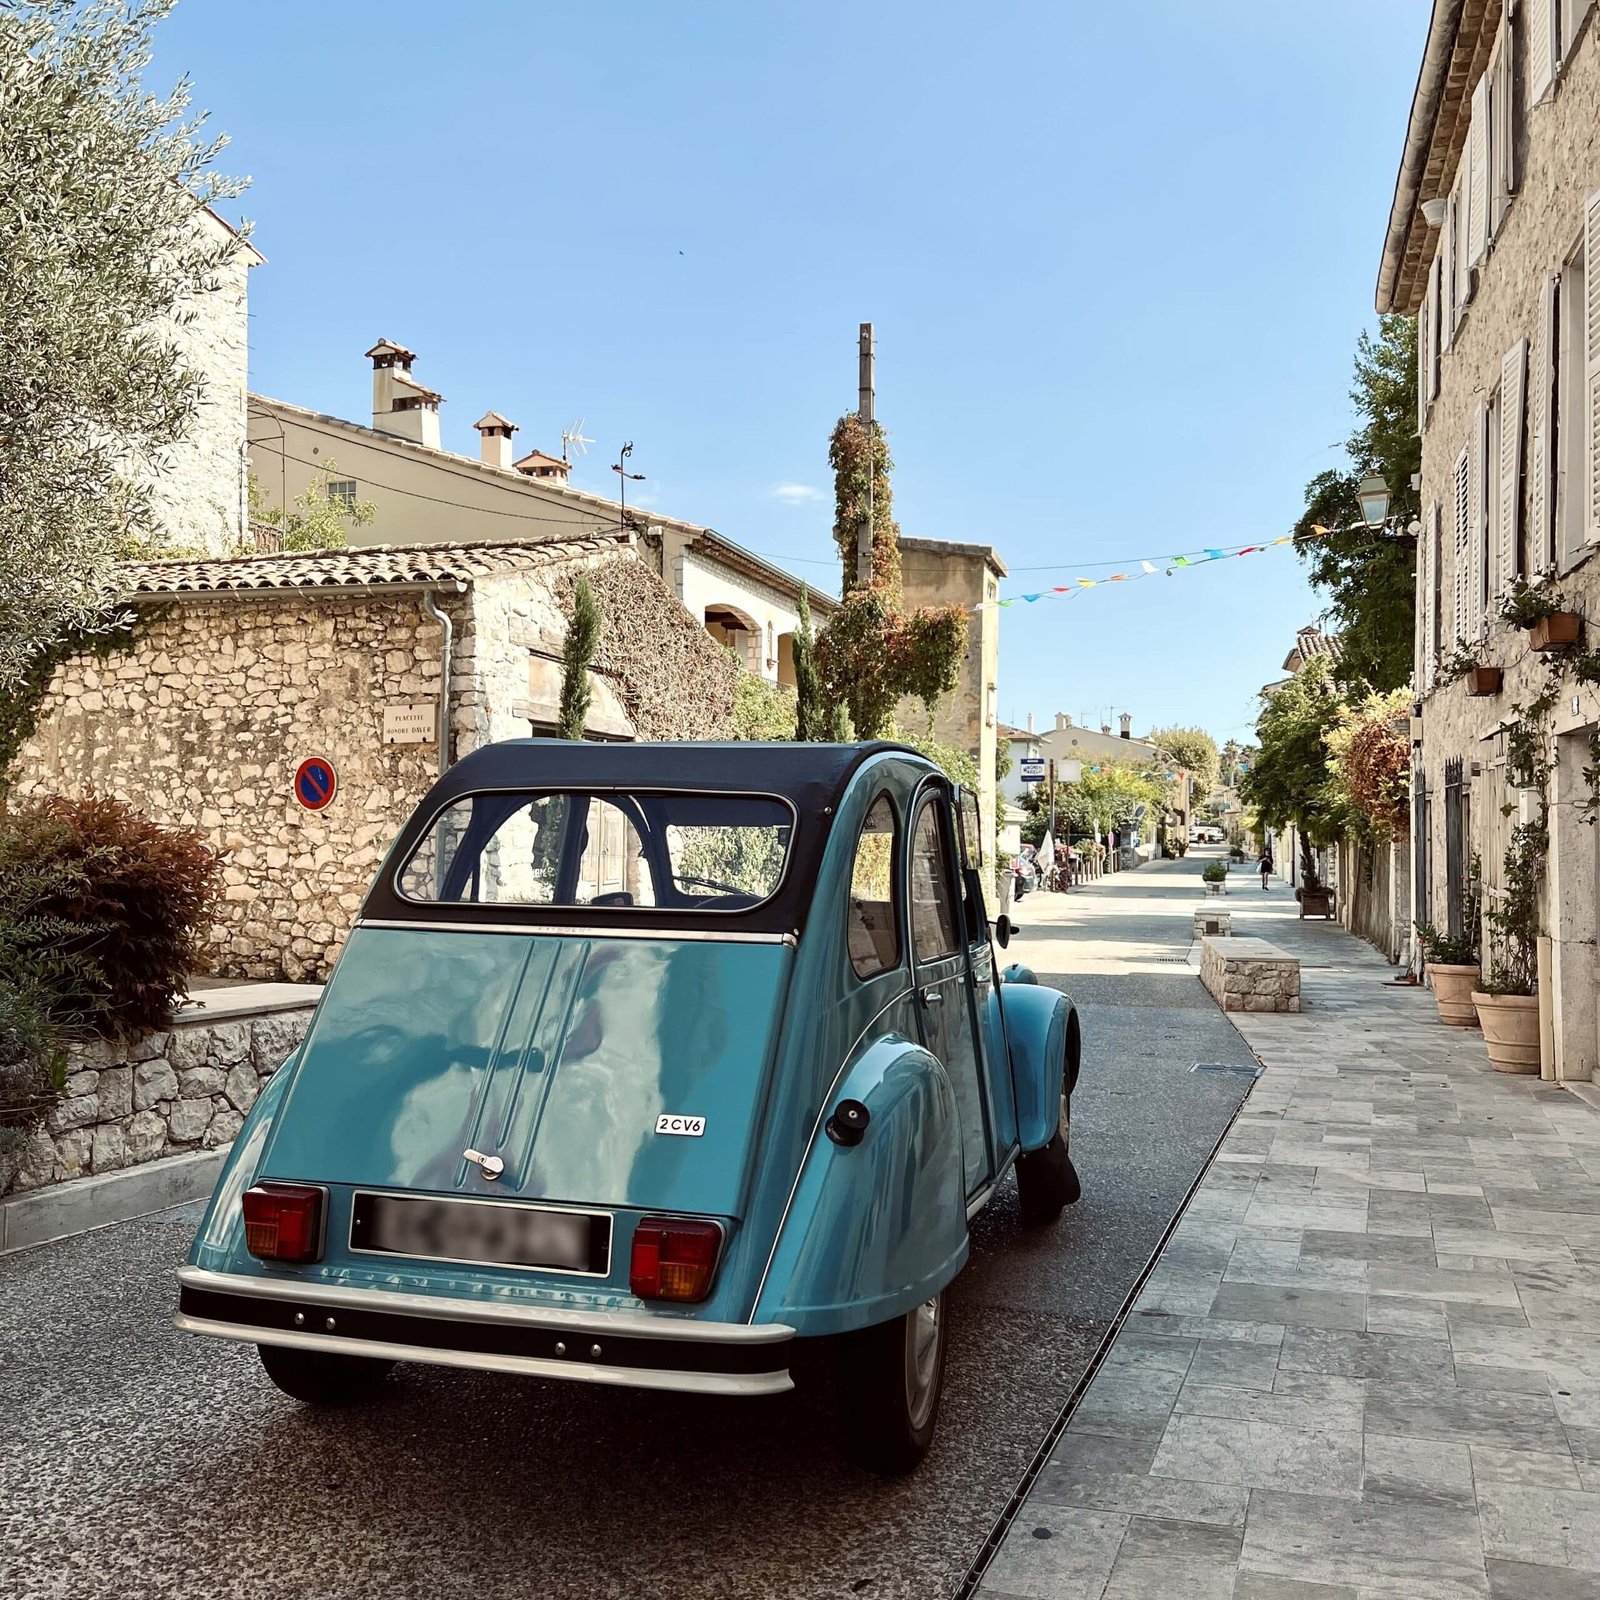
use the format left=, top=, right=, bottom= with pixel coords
left=175, top=739, right=1083, bottom=1474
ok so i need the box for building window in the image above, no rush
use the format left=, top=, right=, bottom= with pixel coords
left=326, top=479, right=358, bottom=509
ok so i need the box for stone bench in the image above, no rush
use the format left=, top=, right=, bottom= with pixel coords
left=1200, top=935, right=1300, bottom=1014
left=1193, top=907, right=1232, bottom=939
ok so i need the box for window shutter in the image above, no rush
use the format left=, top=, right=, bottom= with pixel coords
left=1419, top=267, right=1434, bottom=434
left=1531, top=274, right=1558, bottom=571
left=1499, top=338, right=1527, bottom=588
left=1428, top=501, right=1442, bottom=688
left=1428, top=254, right=1442, bottom=401
left=1531, top=0, right=1557, bottom=103
left=1468, top=77, right=1490, bottom=266
left=1499, top=24, right=1517, bottom=203
left=1453, top=171, right=1471, bottom=320
left=1443, top=190, right=1458, bottom=349
left=1472, top=399, right=1490, bottom=637
left=1586, top=188, right=1600, bottom=544
left=1453, top=444, right=1471, bottom=644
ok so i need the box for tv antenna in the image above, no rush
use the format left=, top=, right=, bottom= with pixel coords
left=561, top=421, right=594, bottom=463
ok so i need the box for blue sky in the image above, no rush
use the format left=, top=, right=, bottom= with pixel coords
left=154, top=0, right=1428, bottom=744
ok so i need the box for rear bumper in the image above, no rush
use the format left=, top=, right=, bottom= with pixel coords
left=175, top=1266, right=794, bottom=1397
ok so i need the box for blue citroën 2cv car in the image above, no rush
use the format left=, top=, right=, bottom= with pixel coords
left=177, top=740, right=1083, bottom=1472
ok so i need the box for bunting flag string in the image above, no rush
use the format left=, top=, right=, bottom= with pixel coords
left=979, top=528, right=1324, bottom=611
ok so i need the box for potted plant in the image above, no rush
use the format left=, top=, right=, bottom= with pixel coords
left=1295, top=866, right=1334, bottom=919
left=1200, top=859, right=1228, bottom=895
left=1501, top=576, right=1580, bottom=653
left=1472, top=819, right=1545, bottom=1073
left=1414, top=922, right=1479, bottom=1027
left=1467, top=666, right=1503, bottom=696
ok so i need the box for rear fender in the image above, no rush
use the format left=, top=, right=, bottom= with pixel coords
left=749, top=1034, right=967, bottom=1337
left=1001, top=985, right=1078, bottom=1151
left=189, top=1054, right=300, bottom=1269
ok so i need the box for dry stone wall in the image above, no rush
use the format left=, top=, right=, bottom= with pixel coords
left=1, top=1007, right=313, bottom=1196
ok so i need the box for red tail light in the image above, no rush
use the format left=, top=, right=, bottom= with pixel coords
left=242, top=1183, right=325, bottom=1263
left=629, top=1217, right=722, bottom=1303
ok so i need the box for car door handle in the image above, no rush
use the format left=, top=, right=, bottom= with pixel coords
left=919, top=986, right=943, bottom=1006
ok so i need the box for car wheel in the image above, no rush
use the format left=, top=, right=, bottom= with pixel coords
left=838, top=1291, right=948, bottom=1475
left=1016, top=1062, right=1082, bottom=1224
left=257, top=1343, right=395, bottom=1406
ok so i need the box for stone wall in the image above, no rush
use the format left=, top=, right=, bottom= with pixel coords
left=2, top=1006, right=313, bottom=1197
left=17, top=589, right=456, bottom=981
left=1416, top=5, right=1600, bottom=1080
left=1200, top=936, right=1301, bottom=1014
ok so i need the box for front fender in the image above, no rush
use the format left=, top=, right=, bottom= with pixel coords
left=188, top=1055, right=299, bottom=1270
left=750, top=1034, right=967, bottom=1337
left=1001, top=985, right=1078, bottom=1151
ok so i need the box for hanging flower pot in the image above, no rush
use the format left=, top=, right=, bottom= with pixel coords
left=1530, top=612, right=1581, bottom=652
left=1466, top=666, right=1503, bottom=696
left=1471, top=990, right=1541, bottom=1072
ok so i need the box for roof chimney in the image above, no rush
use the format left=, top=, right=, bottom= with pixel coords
left=1055, top=713, right=1071, bottom=732
left=474, top=412, right=518, bottom=471
left=512, top=448, right=571, bottom=484
left=366, top=338, right=442, bottom=449
left=1026, top=712, right=1034, bottom=734
left=1100, top=721, right=1112, bottom=735
left=1119, top=713, right=1132, bottom=739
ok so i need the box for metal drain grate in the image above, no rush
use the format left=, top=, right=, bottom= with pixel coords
left=1190, top=1061, right=1265, bottom=1079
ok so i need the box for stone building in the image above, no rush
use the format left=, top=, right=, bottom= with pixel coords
left=248, top=339, right=835, bottom=686
left=893, top=537, right=1005, bottom=826
left=15, top=535, right=737, bottom=982
left=1378, top=0, right=1600, bottom=1079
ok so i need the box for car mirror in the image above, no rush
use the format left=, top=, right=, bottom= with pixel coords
left=994, top=913, right=1014, bottom=949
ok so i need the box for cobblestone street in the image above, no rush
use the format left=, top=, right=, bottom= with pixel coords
left=983, top=866, right=1600, bottom=1599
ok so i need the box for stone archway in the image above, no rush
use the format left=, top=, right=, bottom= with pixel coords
left=703, top=602, right=762, bottom=674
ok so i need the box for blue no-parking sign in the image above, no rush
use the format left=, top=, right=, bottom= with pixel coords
left=293, top=756, right=338, bottom=812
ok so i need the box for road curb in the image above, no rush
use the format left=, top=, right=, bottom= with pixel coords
left=0, top=1147, right=226, bottom=1256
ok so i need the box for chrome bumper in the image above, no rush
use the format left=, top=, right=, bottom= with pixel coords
left=175, top=1266, right=795, bottom=1397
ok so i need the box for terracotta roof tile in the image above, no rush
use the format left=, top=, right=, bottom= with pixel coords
left=123, top=535, right=634, bottom=597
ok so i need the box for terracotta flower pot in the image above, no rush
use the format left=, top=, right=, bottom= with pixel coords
left=1426, top=963, right=1481, bottom=1027
left=1530, top=613, right=1581, bottom=652
left=1466, top=666, right=1502, bottom=697
left=1471, top=990, right=1541, bottom=1073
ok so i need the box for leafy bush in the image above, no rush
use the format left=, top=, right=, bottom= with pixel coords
left=1201, top=860, right=1228, bottom=883
left=0, top=793, right=223, bottom=1037
left=729, top=658, right=798, bottom=739
left=0, top=982, right=67, bottom=1164
left=1414, top=921, right=1476, bottom=967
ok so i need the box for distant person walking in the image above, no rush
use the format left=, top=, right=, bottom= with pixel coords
left=1258, top=849, right=1273, bottom=891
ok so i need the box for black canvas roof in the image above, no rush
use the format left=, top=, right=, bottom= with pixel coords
left=360, top=739, right=938, bottom=936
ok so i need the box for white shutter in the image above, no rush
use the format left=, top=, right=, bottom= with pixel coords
left=1468, top=77, right=1490, bottom=266
left=1472, top=399, right=1490, bottom=637
left=1427, top=502, right=1442, bottom=688
left=1499, top=339, right=1527, bottom=588
left=1416, top=530, right=1427, bottom=691
left=1428, top=254, right=1442, bottom=402
left=1497, top=25, right=1517, bottom=213
left=1419, top=269, right=1433, bottom=434
left=1586, top=189, right=1600, bottom=544
left=1453, top=444, right=1472, bottom=644
left=1531, top=274, right=1558, bottom=571
left=1531, top=0, right=1557, bottom=103
left=1443, top=190, right=1459, bottom=349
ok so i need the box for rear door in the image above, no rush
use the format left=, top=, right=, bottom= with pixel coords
left=908, top=789, right=993, bottom=1197
left=955, top=787, right=1017, bottom=1155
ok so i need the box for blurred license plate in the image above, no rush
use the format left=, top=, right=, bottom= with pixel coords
left=350, top=1193, right=610, bottom=1274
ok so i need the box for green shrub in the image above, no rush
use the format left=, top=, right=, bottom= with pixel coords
left=1414, top=921, right=1477, bottom=968
left=0, top=982, right=67, bottom=1164
left=1201, top=860, right=1228, bottom=883
left=730, top=662, right=798, bottom=740
left=0, top=794, right=224, bottom=1038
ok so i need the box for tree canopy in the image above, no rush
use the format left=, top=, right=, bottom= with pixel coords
left=1292, top=315, right=1418, bottom=693
left=244, top=467, right=374, bottom=556
left=1019, top=757, right=1168, bottom=844
left=1149, top=725, right=1220, bottom=796
left=0, top=0, right=248, bottom=688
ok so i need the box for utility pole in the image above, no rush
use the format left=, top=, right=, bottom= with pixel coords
left=1047, top=759, right=1056, bottom=850
left=856, top=322, right=875, bottom=590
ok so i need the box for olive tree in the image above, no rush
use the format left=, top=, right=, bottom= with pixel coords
left=0, top=0, right=248, bottom=688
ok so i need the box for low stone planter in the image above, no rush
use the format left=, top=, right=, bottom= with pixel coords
left=1426, top=963, right=1481, bottom=1027
left=1471, top=990, right=1541, bottom=1073
left=1200, top=935, right=1300, bottom=1013
left=1, top=989, right=318, bottom=1196
left=1194, top=907, right=1232, bottom=938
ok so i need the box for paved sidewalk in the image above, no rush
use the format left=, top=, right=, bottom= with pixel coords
left=980, top=864, right=1600, bottom=1600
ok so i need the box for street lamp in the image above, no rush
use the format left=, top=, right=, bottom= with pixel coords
left=1357, top=472, right=1390, bottom=530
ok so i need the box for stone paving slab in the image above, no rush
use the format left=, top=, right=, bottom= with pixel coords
left=979, top=877, right=1600, bottom=1600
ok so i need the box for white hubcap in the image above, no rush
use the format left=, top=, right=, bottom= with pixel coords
left=905, top=1296, right=942, bottom=1430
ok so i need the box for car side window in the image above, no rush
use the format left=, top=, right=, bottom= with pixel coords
left=846, top=795, right=900, bottom=980
left=910, top=798, right=961, bottom=963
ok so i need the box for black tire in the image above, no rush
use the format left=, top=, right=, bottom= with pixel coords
left=1017, top=1045, right=1082, bottom=1225
left=258, top=1343, right=395, bottom=1406
left=837, top=1291, right=948, bottom=1475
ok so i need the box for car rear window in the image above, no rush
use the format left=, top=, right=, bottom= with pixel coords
left=396, top=789, right=794, bottom=912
